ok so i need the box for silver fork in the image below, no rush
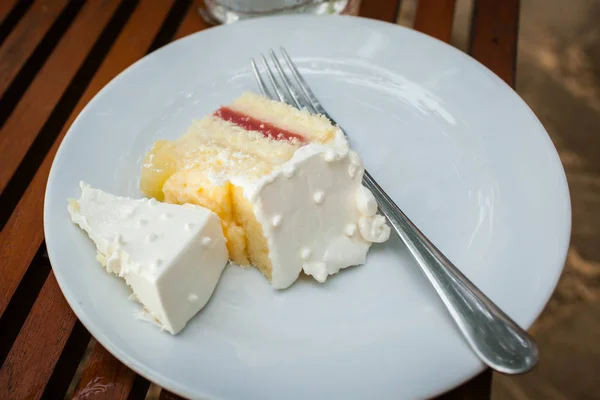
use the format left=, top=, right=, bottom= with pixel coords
left=251, top=47, right=538, bottom=374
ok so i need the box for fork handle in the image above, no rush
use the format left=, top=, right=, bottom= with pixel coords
left=362, top=170, right=538, bottom=374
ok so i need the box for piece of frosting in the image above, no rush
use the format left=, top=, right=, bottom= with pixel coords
left=68, top=182, right=228, bottom=334
left=231, top=130, right=390, bottom=289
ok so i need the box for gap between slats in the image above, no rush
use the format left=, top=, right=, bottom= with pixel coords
left=0, top=273, right=80, bottom=399
left=0, top=1, right=194, bottom=399
left=0, top=0, right=121, bottom=202
left=0, top=0, right=133, bottom=230
left=0, top=0, right=85, bottom=129
left=41, top=321, right=91, bottom=399
left=0, top=0, right=70, bottom=96
left=70, top=343, right=139, bottom=399
left=0, top=0, right=197, bottom=230
left=0, top=0, right=139, bottom=325
left=0, top=0, right=33, bottom=47
left=0, top=245, right=51, bottom=367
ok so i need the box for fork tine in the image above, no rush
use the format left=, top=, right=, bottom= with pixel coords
left=261, top=54, right=288, bottom=104
left=251, top=58, right=270, bottom=98
left=280, top=47, right=326, bottom=115
left=269, top=49, right=303, bottom=110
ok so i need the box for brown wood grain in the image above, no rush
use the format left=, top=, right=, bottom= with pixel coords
left=413, top=0, right=456, bottom=42
left=72, top=343, right=137, bottom=400
left=358, top=0, right=400, bottom=23
left=470, top=0, right=520, bottom=86
left=0, top=0, right=174, bottom=319
left=0, top=0, right=20, bottom=22
left=0, top=0, right=121, bottom=196
left=174, top=2, right=209, bottom=40
left=0, top=0, right=70, bottom=97
left=0, top=273, right=79, bottom=400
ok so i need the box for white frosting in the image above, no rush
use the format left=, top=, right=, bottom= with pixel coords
left=283, top=166, right=296, bottom=178
left=344, top=223, right=357, bottom=237
left=271, top=215, right=282, bottom=228
left=348, top=164, right=358, bottom=178
left=356, top=185, right=377, bottom=216
left=68, top=182, right=228, bottom=334
left=300, top=247, right=312, bottom=261
left=323, top=150, right=336, bottom=162
left=359, top=214, right=391, bottom=243
left=312, top=191, right=325, bottom=204
left=302, top=262, right=328, bottom=283
left=235, top=131, right=390, bottom=289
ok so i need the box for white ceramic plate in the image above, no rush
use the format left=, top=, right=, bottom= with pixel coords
left=45, top=15, right=571, bottom=400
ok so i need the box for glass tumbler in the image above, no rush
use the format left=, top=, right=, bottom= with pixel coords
left=200, top=0, right=362, bottom=24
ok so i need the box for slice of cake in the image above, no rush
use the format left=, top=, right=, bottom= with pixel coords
left=141, top=92, right=390, bottom=289
left=68, top=182, right=228, bottom=334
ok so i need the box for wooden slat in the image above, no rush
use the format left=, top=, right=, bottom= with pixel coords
left=413, top=0, right=456, bottom=42
left=0, top=0, right=22, bottom=24
left=41, top=320, right=91, bottom=399
left=358, top=0, right=400, bottom=23
left=72, top=343, right=137, bottom=400
left=173, top=2, right=208, bottom=40
left=0, top=0, right=69, bottom=96
left=0, top=0, right=174, bottom=319
left=0, top=0, right=121, bottom=198
left=0, top=1, right=32, bottom=48
left=0, top=0, right=176, bottom=394
left=0, top=0, right=85, bottom=130
left=0, top=273, right=78, bottom=399
left=0, top=1, right=33, bottom=48
left=469, top=0, right=519, bottom=86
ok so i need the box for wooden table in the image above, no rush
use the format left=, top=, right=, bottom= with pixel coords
left=0, top=0, right=519, bottom=398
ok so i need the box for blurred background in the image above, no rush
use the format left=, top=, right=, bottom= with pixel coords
left=398, top=0, right=600, bottom=398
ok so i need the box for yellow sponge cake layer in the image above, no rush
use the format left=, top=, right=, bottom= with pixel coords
left=187, top=116, right=300, bottom=164
left=162, top=170, right=250, bottom=265
left=231, top=185, right=272, bottom=279
left=228, top=92, right=338, bottom=144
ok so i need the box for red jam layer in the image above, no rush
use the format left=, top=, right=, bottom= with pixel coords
left=214, top=107, right=305, bottom=143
